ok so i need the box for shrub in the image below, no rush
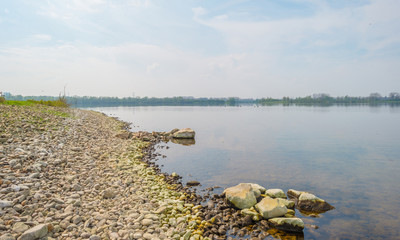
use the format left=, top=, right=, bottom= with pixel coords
left=0, top=96, right=5, bottom=103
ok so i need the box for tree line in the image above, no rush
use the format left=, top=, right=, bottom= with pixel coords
left=5, top=92, right=400, bottom=107
left=258, top=92, right=400, bottom=106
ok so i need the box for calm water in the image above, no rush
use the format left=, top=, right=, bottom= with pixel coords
left=88, top=105, right=400, bottom=239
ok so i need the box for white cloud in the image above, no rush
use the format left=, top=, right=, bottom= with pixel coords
left=146, top=62, right=159, bottom=73
left=192, top=7, right=207, bottom=19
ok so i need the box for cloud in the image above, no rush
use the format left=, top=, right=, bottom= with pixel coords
left=192, top=7, right=207, bottom=19
left=146, top=62, right=159, bottom=73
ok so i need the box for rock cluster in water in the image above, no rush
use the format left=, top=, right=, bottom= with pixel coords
left=219, top=183, right=334, bottom=236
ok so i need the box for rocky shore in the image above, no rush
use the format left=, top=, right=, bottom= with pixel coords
left=0, top=104, right=334, bottom=240
left=0, top=105, right=207, bottom=240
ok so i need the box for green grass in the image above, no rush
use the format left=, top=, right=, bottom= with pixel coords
left=0, top=99, right=69, bottom=107
left=1, top=100, right=36, bottom=106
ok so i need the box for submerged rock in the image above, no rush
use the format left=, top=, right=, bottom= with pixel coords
left=268, top=217, right=304, bottom=233
left=255, top=197, right=287, bottom=219
left=223, top=183, right=258, bottom=209
left=172, top=128, right=195, bottom=139
left=187, top=181, right=200, bottom=187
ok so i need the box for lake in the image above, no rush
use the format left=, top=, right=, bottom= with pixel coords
left=87, top=105, right=400, bottom=239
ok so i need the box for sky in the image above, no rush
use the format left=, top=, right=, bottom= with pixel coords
left=0, top=0, right=399, bottom=98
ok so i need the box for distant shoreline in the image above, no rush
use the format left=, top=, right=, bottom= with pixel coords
left=3, top=93, right=400, bottom=108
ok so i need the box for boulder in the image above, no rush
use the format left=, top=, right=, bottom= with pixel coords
left=255, top=197, right=287, bottom=219
left=268, top=217, right=304, bottom=232
left=297, top=192, right=334, bottom=212
left=223, top=183, right=258, bottom=209
left=20, top=224, right=49, bottom=240
left=249, top=183, right=266, bottom=198
left=172, top=128, right=195, bottom=139
left=276, top=198, right=295, bottom=209
left=265, top=188, right=287, bottom=199
left=287, top=189, right=304, bottom=199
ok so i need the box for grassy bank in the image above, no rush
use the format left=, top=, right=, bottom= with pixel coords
left=0, top=97, right=69, bottom=108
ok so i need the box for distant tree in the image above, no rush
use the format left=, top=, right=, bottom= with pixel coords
left=389, top=92, right=400, bottom=100
left=226, top=97, right=237, bottom=106
left=369, top=93, right=382, bottom=99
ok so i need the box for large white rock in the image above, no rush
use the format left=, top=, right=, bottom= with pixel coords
left=268, top=217, right=304, bottom=232
left=223, top=183, right=258, bottom=209
left=20, top=224, right=49, bottom=240
left=265, top=189, right=287, bottom=199
left=255, top=197, right=287, bottom=219
left=172, top=128, right=195, bottom=139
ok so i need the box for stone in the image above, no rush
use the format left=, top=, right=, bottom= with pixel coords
left=102, top=189, right=116, bottom=199
left=287, top=189, right=303, bottom=199
left=297, top=192, right=334, bottom=212
left=223, top=183, right=258, bottom=209
left=255, top=197, right=287, bottom=219
left=171, top=172, right=179, bottom=178
left=153, top=206, right=167, bottom=214
left=186, top=181, right=200, bottom=187
left=89, top=235, right=101, bottom=240
left=0, top=234, right=15, bottom=240
left=268, top=217, right=304, bottom=232
left=172, top=128, right=195, bottom=139
left=276, top=198, right=295, bottom=209
left=240, top=207, right=261, bottom=220
left=12, top=222, right=29, bottom=233
left=0, top=200, right=13, bottom=208
left=72, top=215, right=83, bottom=224
left=141, top=219, right=153, bottom=226
left=265, top=189, right=287, bottom=199
left=249, top=183, right=266, bottom=197
left=143, top=233, right=153, bottom=240
left=28, top=173, right=40, bottom=179
left=19, top=224, right=49, bottom=240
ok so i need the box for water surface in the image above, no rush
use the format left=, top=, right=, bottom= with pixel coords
left=88, top=105, right=400, bottom=239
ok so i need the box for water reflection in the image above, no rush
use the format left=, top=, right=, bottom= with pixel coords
left=171, top=138, right=196, bottom=146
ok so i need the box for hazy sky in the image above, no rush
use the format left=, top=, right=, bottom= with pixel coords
left=1, top=0, right=399, bottom=98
